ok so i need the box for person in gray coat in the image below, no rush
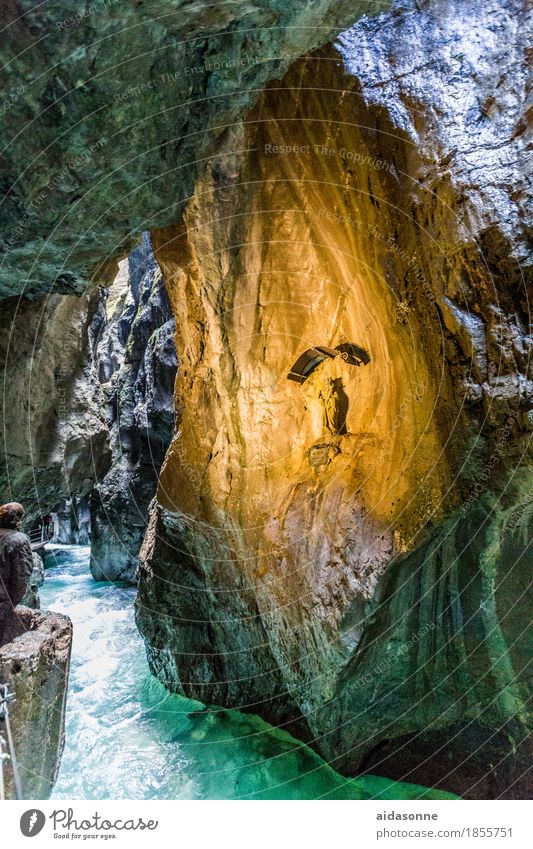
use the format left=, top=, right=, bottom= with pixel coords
left=0, top=502, right=33, bottom=644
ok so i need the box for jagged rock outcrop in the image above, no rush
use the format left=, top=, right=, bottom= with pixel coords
left=0, top=233, right=176, bottom=571
left=21, top=552, right=45, bottom=609
left=0, top=288, right=110, bottom=526
left=90, top=234, right=178, bottom=582
left=319, top=481, right=532, bottom=797
left=136, top=0, right=532, bottom=798
left=0, top=0, right=381, bottom=300
left=0, top=607, right=72, bottom=799
left=55, top=495, right=92, bottom=545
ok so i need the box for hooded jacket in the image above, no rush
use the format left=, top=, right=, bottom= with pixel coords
left=0, top=527, right=33, bottom=641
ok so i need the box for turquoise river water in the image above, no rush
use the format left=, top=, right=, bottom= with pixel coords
left=39, top=546, right=456, bottom=801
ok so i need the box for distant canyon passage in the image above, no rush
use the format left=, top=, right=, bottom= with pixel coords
left=0, top=0, right=531, bottom=799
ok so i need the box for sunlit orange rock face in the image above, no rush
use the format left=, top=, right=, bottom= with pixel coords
left=143, top=53, right=460, bottom=708
left=138, top=39, right=531, bottom=796
left=153, top=52, right=461, bottom=546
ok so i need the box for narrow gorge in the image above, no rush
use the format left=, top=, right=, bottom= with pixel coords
left=0, top=0, right=530, bottom=801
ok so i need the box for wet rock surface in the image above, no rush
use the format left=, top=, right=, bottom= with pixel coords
left=0, top=289, right=110, bottom=525
left=0, top=0, right=530, bottom=799
left=55, top=496, right=92, bottom=545
left=90, top=234, right=177, bottom=582
left=319, top=484, right=533, bottom=798
left=0, top=234, right=177, bottom=580
left=0, top=606, right=72, bottom=799
left=136, top=0, right=531, bottom=797
left=0, top=0, right=380, bottom=299
left=21, top=552, right=45, bottom=609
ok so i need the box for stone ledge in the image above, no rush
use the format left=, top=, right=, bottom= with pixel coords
left=0, top=606, right=72, bottom=799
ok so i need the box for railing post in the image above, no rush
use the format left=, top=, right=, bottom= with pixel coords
left=0, top=683, right=22, bottom=800
left=0, top=733, right=5, bottom=801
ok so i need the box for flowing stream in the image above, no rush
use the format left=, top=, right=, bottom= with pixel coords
left=40, top=546, right=456, bottom=801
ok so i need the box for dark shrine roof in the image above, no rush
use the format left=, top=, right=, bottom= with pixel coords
left=287, top=343, right=370, bottom=383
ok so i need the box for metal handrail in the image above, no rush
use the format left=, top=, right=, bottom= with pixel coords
left=26, top=523, right=53, bottom=545
left=0, top=683, right=22, bottom=800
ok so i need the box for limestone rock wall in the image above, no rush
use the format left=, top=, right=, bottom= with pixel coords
left=0, top=0, right=530, bottom=800
left=0, top=289, right=110, bottom=524
left=90, top=234, right=178, bottom=582
left=54, top=496, right=92, bottom=545
left=136, top=0, right=532, bottom=796
left=0, top=607, right=72, bottom=799
left=0, top=232, right=177, bottom=577
left=320, top=481, right=533, bottom=797
left=21, top=553, right=45, bottom=610
left=0, top=0, right=381, bottom=300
